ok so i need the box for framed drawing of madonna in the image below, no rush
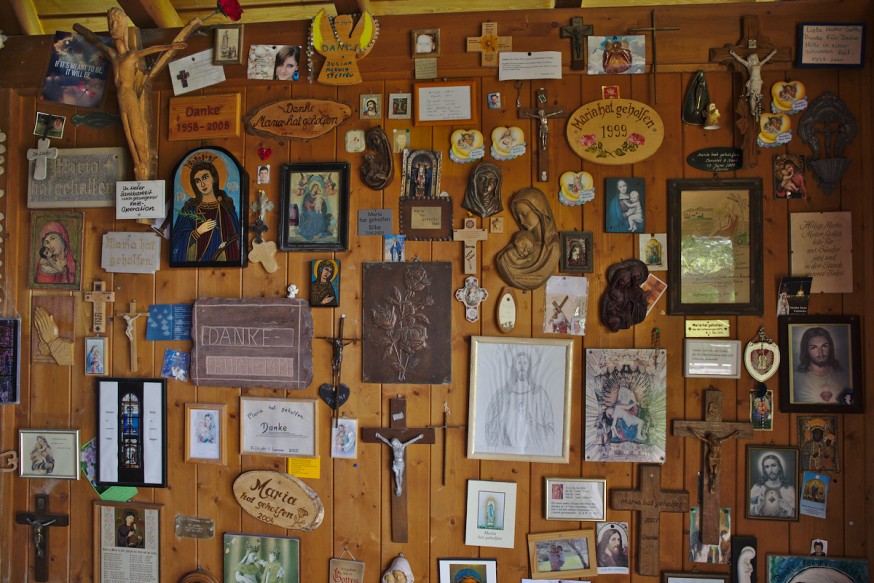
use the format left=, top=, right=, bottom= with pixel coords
left=280, top=162, right=350, bottom=252
left=170, top=147, right=247, bottom=268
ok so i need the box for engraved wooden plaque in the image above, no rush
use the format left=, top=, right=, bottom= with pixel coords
left=567, top=99, right=665, bottom=165
left=232, top=470, right=324, bottom=531
left=245, top=99, right=352, bottom=141
left=27, top=147, right=128, bottom=208
left=169, top=94, right=241, bottom=141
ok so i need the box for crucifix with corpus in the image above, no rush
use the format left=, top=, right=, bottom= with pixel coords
left=672, top=388, right=752, bottom=545
left=560, top=17, right=593, bottom=71
left=518, top=87, right=567, bottom=182
left=116, top=300, right=149, bottom=372
left=361, top=396, right=435, bottom=543
left=16, top=493, right=69, bottom=582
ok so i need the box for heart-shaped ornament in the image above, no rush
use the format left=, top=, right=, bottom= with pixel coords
left=257, top=147, right=272, bottom=161
left=744, top=327, right=781, bottom=382
left=318, top=383, right=351, bottom=410
left=558, top=171, right=595, bottom=206
left=771, top=80, right=808, bottom=114
left=757, top=113, right=792, bottom=148
left=490, top=126, right=526, bottom=160
left=449, top=129, right=485, bottom=163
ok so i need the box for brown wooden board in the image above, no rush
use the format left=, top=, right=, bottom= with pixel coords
left=232, top=470, right=324, bottom=531
left=244, top=98, right=352, bottom=140
left=168, top=94, right=241, bottom=141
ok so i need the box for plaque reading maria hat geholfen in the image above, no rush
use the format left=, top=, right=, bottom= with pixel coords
left=566, top=99, right=664, bottom=165
left=191, top=298, right=314, bottom=389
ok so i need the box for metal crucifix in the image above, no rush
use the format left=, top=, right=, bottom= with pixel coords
left=518, top=87, right=567, bottom=182
left=15, top=494, right=69, bottom=582
left=317, top=313, right=360, bottom=426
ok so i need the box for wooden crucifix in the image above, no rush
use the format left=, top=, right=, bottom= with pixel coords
left=15, top=493, right=69, bottom=582
left=611, top=464, right=689, bottom=576
left=116, top=300, right=149, bottom=372
left=84, top=280, right=115, bottom=334
left=519, top=88, right=567, bottom=182
left=361, top=396, right=435, bottom=543
left=560, top=17, right=593, bottom=71
left=466, top=22, right=512, bottom=67
left=672, top=388, right=752, bottom=545
left=453, top=217, right=488, bottom=275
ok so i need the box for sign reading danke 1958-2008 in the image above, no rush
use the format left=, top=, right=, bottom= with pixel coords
left=191, top=298, right=314, bottom=389
left=566, top=98, right=664, bottom=166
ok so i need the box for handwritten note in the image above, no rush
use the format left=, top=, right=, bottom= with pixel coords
left=790, top=211, right=852, bottom=293
left=799, top=24, right=865, bottom=67
left=417, top=85, right=472, bottom=122
left=116, top=180, right=165, bottom=219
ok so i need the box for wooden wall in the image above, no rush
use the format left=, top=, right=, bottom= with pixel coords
left=1, top=2, right=873, bottom=581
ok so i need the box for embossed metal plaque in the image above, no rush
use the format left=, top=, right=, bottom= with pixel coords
left=175, top=515, right=215, bottom=539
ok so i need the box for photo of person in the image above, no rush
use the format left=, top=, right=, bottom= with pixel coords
left=810, top=538, right=828, bottom=556
left=747, top=446, right=798, bottom=519
left=257, top=165, right=270, bottom=185
left=116, top=509, right=145, bottom=548
left=605, top=178, right=646, bottom=233
left=273, top=45, right=301, bottom=81
left=32, top=112, right=65, bottom=139
left=360, top=94, right=382, bottom=119
left=788, top=323, right=854, bottom=405
left=533, top=535, right=593, bottom=574
left=393, top=129, right=409, bottom=153
left=412, top=29, right=439, bottom=57
left=28, top=211, right=84, bottom=291
left=487, top=93, right=501, bottom=109
left=85, top=338, right=105, bottom=376
left=596, top=522, right=629, bottom=572
left=309, top=259, right=340, bottom=307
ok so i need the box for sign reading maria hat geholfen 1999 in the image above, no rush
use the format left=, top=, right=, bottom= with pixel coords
left=566, top=99, right=664, bottom=165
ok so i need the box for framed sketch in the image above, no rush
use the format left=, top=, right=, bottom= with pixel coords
left=595, top=522, right=630, bottom=574
left=465, top=480, right=517, bottom=548
left=545, top=477, right=606, bottom=521
left=684, top=339, right=741, bottom=378
left=0, top=318, right=21, bottom=404
left=667, top=178, right=763, bottom=315
left=331, top=418, right=358, bottom=459
left=224, top=533, right=300, bottom=583
left=85, top=337, right=107, bottom=376
left=214, top=24, right=244, bottom=65
left=94, top=501, right=161, bottom=583
left=240, top=397, right=317, bottom=458
left=185, top=403, right=227, bottom=464
left=412, top=28, right=441, bottom=58
left=388, top=92, right=412, bottom=119
left=559, top=231, right=593, bottom=273
left=170, top=147, right=248, bottom=268
left=28, top=210, right=84, bottom=290
left=796, top=23, right=866, bottom=68
left=437, top=559, right=497, bottom=583
left=768, top=554, right=868, bottom=583
left=605, top=178, right=645, bottom=233
left=414, top=81, right=477, bottom=126
left=778, top=315, right=862, bottom=413
left=527, top=530, right=597, bottom=579
left=310, top=259, right=340, bottom=307
left=467, top=336, right=573, bottom=463
left=19, top=428, right=79, bottom=479
left=279, top=162, right=350, bottom=252
left=360, top=93, right=382, bottom=119
left=663, top=573, right=729, bottom=583
left=746, top=445, right=799, bottom=521
left=96, top=378, right=168, bottom=488
left=797, top=415, right=839, bottom=472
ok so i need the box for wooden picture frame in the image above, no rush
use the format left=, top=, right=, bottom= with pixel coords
left=223, top=533, right=300, bottom=583
left=19, top=428, right=80, bottom=479
left=0, top=318, right=21, bottom=404
left=85, top=336, right=107, bottom=376
left=559, top=231, right=593, bottom=273
left=663, top=573, right=729, bottom=583
left=796, top=23, right=866, bottom=68
left=767, top=554, right=868, bottom=583
left=399, top=197, right=453, bottom=241
left=414, top=81, right=477, bottom=126
left=279, top=162, right=350, bottom=252
left=683, top=339, right=742, bottom=378
left=467, top=336, right=573, bottom=463
left=94, top=501, right=161, bottom=583
left=527, top=530, right=597, bottom=579
left=96, top=378, right=168, bottom=488
left=797, top=415, right=839, bottom=472
left=240, top=397, right=318, bottom=458
left=213, top=24, right=244, bottom=65
left=437, top=559, right=497, bottom=583
left=746, top=445, right=799, bottom=521
left=412, top=28, right=441, bottom=58
left=545, top=478, right=607, bottom=521
left=778, top=314, right=862, bottom=413
left=184, top=403, right=227, bottom=465
left=28, top=210, right=84, bottom=291
left=667, top=178, right=763, bottom=315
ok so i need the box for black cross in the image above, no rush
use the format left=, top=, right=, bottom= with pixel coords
left=176, top=69, right=190, bottom=88
left=560, top=17, right=593, bottom=71
left=15, top=494, right=69, bottom=582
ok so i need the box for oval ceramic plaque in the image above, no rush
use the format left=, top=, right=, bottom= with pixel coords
left=567, top=99, right=664, bottom=165
left=233, top=470, right=324, bottom=531
left=686, top=147, right=744, bottom=173
left=245, top=99, right=352, bottom=141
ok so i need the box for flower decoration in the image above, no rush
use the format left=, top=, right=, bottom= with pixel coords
left=203, top=0, right=243, bottom=23
left=481, top=34, right=498, bottom=53
left=579, top=134, right=597, bottom=147
left=582, top=132, right=645, bottom=159
left=627, top=133, right=645, bottom=146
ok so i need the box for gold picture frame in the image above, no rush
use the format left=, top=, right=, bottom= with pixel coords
left=527, top=529, right=597, bottom=579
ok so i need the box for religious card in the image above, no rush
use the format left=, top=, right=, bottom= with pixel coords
left=31, top=295, right=75, bottom=366
left=751, top=389, right=774, bottom=431
left=33, top=112, right=65, bottom=139
left=310, top=259, right=340, bottom=307
left=774, top=154, right=807, bottom=199
left=641, top=273, right=667, bottom=316
left=331, top=418, right=358, bottom=459
left=584, top=349, right=667, bottom=464
left=169, top=49, right=226, bottom=96
left=605, top=178, right=645, bottom=233
left=0, top=318, right=21, bottom=404
left=543, top=275, right=588, bottom=336
left=360, top=93, right=383, bottom=119
left=224, top=533, right=300, bottom=582
left=95, top=501, right=161, bottom=583
left=40, top=31, right=110, bottom=108
left=465, top=480, right=517, bottom=548
left=214, top=24, right=244, bottom=66
left=247, top=45, right=302, bottom=80
left=689, top=506, right=731, bottom=564
left=388, top=93, right=412, bottom=119
left=596, top=521, right=630, bottom=574
left=799, top=471, right=829, bottom=518
left=161, top=349, right=190, bottom=382
left=638, top=233, right=667, bottom=271
left=147, top=304, right=192, bottom=341
left=777, top=276, right=812, bottom=315
left=28, top=211, right=84, bottom=291
left=798, top=415, right=839, bottom=472
left=384, top=234, right=406, bottom=262
left=586, top=35, right=645, bottom=75
left=85, top=337, right=107, bottom=376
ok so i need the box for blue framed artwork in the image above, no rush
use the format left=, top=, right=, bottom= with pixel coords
left=768, top=555, right=867, bottom=583
left=280, top=162, right=350, bottom=252
left=605, top=177, right=645, bottom=233
left=310, top=259, right=340, bottom=307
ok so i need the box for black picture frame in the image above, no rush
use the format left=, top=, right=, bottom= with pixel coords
left=796, top=23, right=866, bottom=69
left=667, top=178, right=763, bottom=315
left=778, top=314, right=863, bottom=413
left=559, top=231, right=593, bottom=273
left=745, top=445, right=799, bottom=521
left=96, top=378, right=168, bottom=488
left=279, top=162, right=350, bottom=252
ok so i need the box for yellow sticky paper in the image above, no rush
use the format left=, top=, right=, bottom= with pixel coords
left=287, top=457, right=320, bottom=479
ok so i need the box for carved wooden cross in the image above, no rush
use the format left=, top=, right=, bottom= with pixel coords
left=116, top=300, right=149, bottom=372
left=84, top=280, right=115, bottom=334
left=15, top=493, right=69, bottom=582
left=453, top=217, right=488, bottom=275
left=519, top=88, right=567, bottom=182
left=361, top=396, right=435, bottom=543
left=672, top=388, right=752, bottom=545
left=27, top=138, right=58, bottom=181
left=611, top=464, right=689, bottom=576
left=560, top=17, right=593, bottom=71
left=466, top=22, right=512, bottom=67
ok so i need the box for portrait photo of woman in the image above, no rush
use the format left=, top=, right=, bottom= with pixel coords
left=273, top=45, right=300, bottom=81
left=28, top=211, right=83, bottom=291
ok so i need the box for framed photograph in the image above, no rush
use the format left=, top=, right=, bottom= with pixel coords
left=224, top=533, right=300, bottom=583
left=778, top=315, right=862, bottom=412
left=214, top=24, right=244, bottom=65
left=545, top=478, right=606, bottom=521
left=412, top=28, right=441, bottom=58
left=414, top=81, right=477, bottom=126
left=388, top=92, right=412, bottom=119
left=96, top=378, right=168, bottom=488
left=279, top=162, right=350, bottom=252
left=746, top=445, right=799, bottom=521
left=465, top=479, right=517, bottom=548
left=310, top=259, right=340, bottom=307
left=605, top=177, right=645, bottom=233
left=595, top=522, right=630, bottom=573
left=360, top=93, right=382, bottom=119
left=796, top=23, right=866, bottom=68
left=467, top=336, right=573, bottom=463
left=85, top=337, right=107, bottom=376
left=768, top=554, right=868, bottom=583
left=331, top=418, right=358, bottom=459
left=401, top=149, right=442, bottom=199
left=667, top=178, right=763, bottom=315
left=486, top=92, right=501, bottom=109
left=0, top=318, right=21, bottom=404
left=184, top=403, right=227, bottom=464
left=170, top=147, right=248, bottom=268
left=663, top=573, right=729, bottom=583
left=240, top=397, right=317, bottom=458
left=797, top=415, right=839, bottom=472
left=559, top=231, right=593, bottom=273
left=19, top=429, right=79, bottom=479
left=33, top=112, right=65, bottom=139
left=684, top=339, right=741, bottom=378
left=438, top=559, right=497, bottom=583
left=527, top=530, right=597, bottom=579
left=94, top=501, right=161, bottom=583
left=810, top=538, right=828, bottom=556
left=28, top=210, right=84, bottom=290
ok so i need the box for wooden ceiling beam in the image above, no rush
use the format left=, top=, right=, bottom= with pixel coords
left=10, top=0, right=43, bottom=35
left=118, top=0, right=183, bottom=28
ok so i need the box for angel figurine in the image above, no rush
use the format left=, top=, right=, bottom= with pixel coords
left=311, top=9, right=379, bottom=85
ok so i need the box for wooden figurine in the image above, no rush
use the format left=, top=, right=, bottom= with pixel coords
left=495, top=188, right=561, bottom=291
left=311, top=9, right=379, bottom=85
left=360, top=126, right=394, bottom=190
left=0, top=450, right=18, bottom=472
left=31, top=297, right=74, bottom=366
left=248, top=191, right=278, bottom=274
left=461, top=162, right=502, bottom=218
left=599, top=259, right=649, bottom=333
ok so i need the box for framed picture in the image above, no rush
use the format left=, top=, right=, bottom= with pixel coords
left=605, top=178, right=645, bottom=233
left=414, top=81, right=477, bottom=126
left=778, top=315, right=862, bottom=413
left=796, top=23, right=866, bottom=68
left=214, top=24, right=244, bottom=65
left=730, top=536, right=757, bottom=583
left=279, top=162, right=350, bottom=252
left=184, top=403, right=227, bottom=464
left=768, top=554, right=868, bottom=583
left=331, top=418, right=358, bottom=459
left=667, top=178, right=763, bottom=315
left=467, top=336, right=573, bottom=463
left=774, top=153, right=807, bottom=199
left=240, top=397, right=317, bottom=458
left=684, top=339, right=741, bottom=378
left=28, top=210, right=84, bottom=290
left=360, top=93, right=382, bottom=119
left=746, top=445, right=799, bottom=521
left=797, top=415, right=839, bottom=472
left=0, top=318, right=21, bottom=404
left=464, top=479, right=517, bottom=548
left=310, top=259, right=339, bottom=307
left=559, top=231, right=593, bottom=273
left=527, top=530, right=597, bottom=579
left=639, top=233, right=667, bottom=270
left=399, top=197, right=453, bottom=241
left=94, top=501, right=161, bottom=583
left=595, top=522, right=630, bottom=573
left=663, top=573, right=729, bottom=583
left=401, top=149, right=442, bottom=199
left=224, top=533, right=300, bottom=583
left=388, top=92, right=412, bottom=119
left=437, top=559, right=497, bottom=583
left=412, top=28, right=441, bottom=58
left=587, top=35, right=646, bottom=75
left=96, top=378, right=168, bottom=488
left=545, top=478, right=606, bottom=521
left=170, top=147, right=248, bottom=268
left=19, top=428, right=79, bottom=479
left=85, top=337, right=107, bottom=376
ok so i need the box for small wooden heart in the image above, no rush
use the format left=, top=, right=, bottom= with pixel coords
left=318, top=383, right=350, bottom=410
left=257, top=147, right=272, bottom=161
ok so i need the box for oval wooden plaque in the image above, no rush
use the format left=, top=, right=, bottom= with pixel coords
left=566, top=99, right=664, bottom=165
left=232, top=470, right=325, bottom=531
left=245, top=99, right=352, bottom=141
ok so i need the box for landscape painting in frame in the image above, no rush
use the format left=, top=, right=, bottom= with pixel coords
left=584, top=348, right=667, bottom=463
left=768, top=555, right=867, bottom=583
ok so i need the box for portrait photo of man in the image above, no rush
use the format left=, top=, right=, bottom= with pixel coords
left=747, top=446, right=798, bottom=520
left=785, top=319, right=858, bottom=406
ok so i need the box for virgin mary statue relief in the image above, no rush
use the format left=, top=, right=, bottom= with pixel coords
left=495, top=188, right=560, bottom=291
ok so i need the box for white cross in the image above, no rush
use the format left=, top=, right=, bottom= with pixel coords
left=27, top=138, right=58, bottom=181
